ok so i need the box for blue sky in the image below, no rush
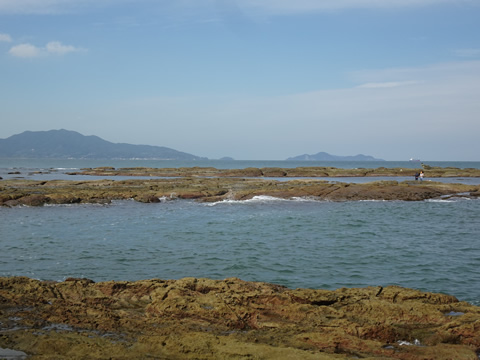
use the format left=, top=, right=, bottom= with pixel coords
left=1, top=0, right=479, bottom=160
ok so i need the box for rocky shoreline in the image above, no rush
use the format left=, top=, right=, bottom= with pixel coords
left=1, top=166, right=480, bottom=206
left=1, top=276, right=479, bottom=359
left=2, top=167, right=480, bottom=358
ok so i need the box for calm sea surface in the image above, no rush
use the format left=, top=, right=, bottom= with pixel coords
left=1, top=159, right=479, bottom=305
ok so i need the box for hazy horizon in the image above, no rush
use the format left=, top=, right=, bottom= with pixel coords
left=2, top=128, right=478, bottom=162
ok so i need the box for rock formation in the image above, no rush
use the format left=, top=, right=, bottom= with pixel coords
left=1, top=277, right=479, bottom=359
left=1, top=177, right=479, bottom=207
left=65, top=165, right=480, bottom=178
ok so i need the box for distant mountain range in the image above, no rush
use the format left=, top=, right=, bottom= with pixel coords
left=287, top=152, right=384, bottom=161
left=0, top=130, right=206, bottom=160
left=0, top=130, right=385, bottom=162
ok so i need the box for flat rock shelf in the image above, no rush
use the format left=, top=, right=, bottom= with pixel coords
left=1, top=277, right=479, bottom=359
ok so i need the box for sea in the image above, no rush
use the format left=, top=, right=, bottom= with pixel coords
left=1, top=158, right=480, bottom=306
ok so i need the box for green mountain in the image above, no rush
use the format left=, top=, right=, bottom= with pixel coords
left=0, top=129, right=206, bottom=160
left=287, top=151, right=384, bottom=161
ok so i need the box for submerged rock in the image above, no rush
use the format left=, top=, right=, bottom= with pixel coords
left=0, top=276, right=479, bottom=359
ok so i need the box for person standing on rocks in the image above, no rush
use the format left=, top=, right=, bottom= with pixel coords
left=419, top=171, right=424, bottom=181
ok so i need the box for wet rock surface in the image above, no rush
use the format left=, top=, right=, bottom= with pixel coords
left=1, top=175, right=479, bottom=207
left=0, top=277, right=479, bottom=359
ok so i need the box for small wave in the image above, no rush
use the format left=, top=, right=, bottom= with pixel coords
left=43, top=202, right=109, bottom=208
left=44, top=203, right=79, bottom=208
left=206, top=195, right=320, bottom=206
left=359, top=199, right=388, bottom=202
left=291, top=196, right=320, bottom=202
left=426, top=197, right=473, bottom=203
left=426, top=192, right=478, bottom=203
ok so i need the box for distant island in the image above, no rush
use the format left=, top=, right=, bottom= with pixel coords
left=287, top=151, right=384, bottom=161
left=0, top=130, right=387, bottom=162
left=0, top=129, right=206, bottom=160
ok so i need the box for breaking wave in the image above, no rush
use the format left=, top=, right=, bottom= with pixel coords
left=206, top=195, right=320, bottom=206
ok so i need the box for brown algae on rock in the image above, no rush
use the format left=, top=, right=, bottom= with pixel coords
left=0, top=277, right=479, bottom=359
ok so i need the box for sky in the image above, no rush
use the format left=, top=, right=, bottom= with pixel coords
left=1, top=0, right=479, bottom=161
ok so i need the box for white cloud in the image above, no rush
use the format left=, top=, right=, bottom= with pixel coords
left=8, top=41, right=85, bottom=58
left=8, top=43, right=40, bottom=58
left=0, top=33, right=12, bottom=42
left=45, top=41, right=84, bottom=55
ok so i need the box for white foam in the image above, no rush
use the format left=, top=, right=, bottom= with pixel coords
left=426, top=197, right=472, bottom=203
left=397, top=339, right=421, bottom=346
left=206, top=195, right=318, bottom=206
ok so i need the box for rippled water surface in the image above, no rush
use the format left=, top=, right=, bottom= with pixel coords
left=1, top=197, right=479, bottom=305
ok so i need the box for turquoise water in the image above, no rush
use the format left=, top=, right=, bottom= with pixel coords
left=1, top=196, right=479, bottom=305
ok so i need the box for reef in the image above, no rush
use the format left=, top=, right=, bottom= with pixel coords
left=1, top=277, right=479, bottom=359
left=3, top=166, right=480, bottom=206
left=65, top=165, right=480, bottom=178
left=1, top=176, right=479, bottom=206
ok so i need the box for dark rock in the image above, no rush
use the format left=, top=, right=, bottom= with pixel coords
left=18, top=195, right=49, bottom=206
left=136, top=194, right=161, bottom=203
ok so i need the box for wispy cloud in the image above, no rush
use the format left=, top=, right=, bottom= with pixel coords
left=0, top=33, right=12, bottom=42
left=236, top=0, right=474, bottom=15
left=8, top=41, right=86, bottom=58
left=45, top=41, right=84, bottom=55
left=0, top=0, right=120, bottom=14
left=0, top=0, right=72, bottom=14
left=108, top=60, right=480, bottom=160
left=453, top=48, right=480, bottom=58
left=8, top=43, right=40, bottom=57
left=357, top=81, right=421, bottom=89
left=348, top=61, right=480, bottom=85
left=0, top=0, right=474, bottom=15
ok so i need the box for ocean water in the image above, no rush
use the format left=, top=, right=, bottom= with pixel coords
left=1, top=159, right=480, bottom=305
left=2, top=158, right=480, bottom=173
